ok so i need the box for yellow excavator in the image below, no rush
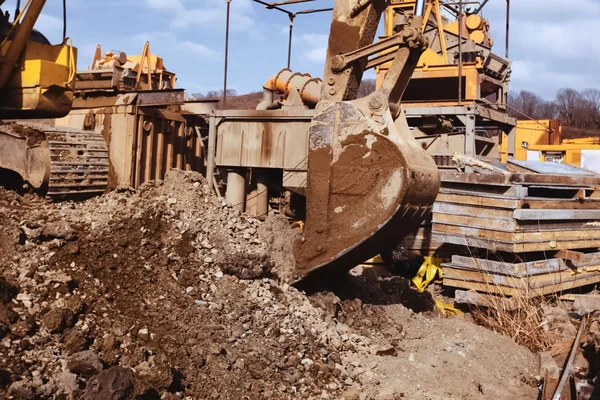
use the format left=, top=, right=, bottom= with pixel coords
left=0, top=0, right=108, bottom=200
left=0, top=0, right=439, bottom=280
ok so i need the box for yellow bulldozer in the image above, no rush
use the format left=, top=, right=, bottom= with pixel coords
left=0, top=0, right=108, bottom=200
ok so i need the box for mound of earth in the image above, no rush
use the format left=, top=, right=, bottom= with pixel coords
left=0, top=170, right=537, bottom=399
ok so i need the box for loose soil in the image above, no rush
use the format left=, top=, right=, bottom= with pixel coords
left=0, top=170, right=538, bottom=399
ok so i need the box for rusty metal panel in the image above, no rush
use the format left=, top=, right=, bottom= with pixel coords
left=284, top=127, right=309, bottom=170
left=214, top=110, right=312, bottom=170
left=136, top=90, right=185, bottom=106
left=58, top=103, right=203, bottom=190
left=217, top=121, right=244, bottom=166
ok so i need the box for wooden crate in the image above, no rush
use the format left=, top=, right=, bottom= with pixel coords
left=442, top=254, right=600, bottom=297
left=432, top=172, right=600, bottom=253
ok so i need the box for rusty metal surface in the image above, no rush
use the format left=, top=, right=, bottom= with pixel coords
left=508, top=159, right=600, bottom=176
left=136, top=90, right=185, bottom=107
left=293, top=97, right=440, bottom=279
left=57, top=100, right=203, bottom=190
left=432, top=171, right=600, bottom=253
left=213, top=109, right=313, bottom=170
left=0, top=123, right=50, bottom=189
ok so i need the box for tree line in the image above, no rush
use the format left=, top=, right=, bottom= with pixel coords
left=189, top=89, right=238, bottom=99
left=508, top=88, right=600, bottom=132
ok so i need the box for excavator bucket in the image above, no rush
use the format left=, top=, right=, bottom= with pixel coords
left=292, top=0, right=440, bottom=281
left=292, top=97, right=439, bottom=280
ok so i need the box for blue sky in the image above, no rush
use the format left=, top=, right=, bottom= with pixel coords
left=6, top=0, right=600, bottom=99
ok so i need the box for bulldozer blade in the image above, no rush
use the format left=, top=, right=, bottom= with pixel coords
left=292, top=97, right=440, bottom=281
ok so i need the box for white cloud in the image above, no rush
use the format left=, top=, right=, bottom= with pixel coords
left=300, top=33, right=328, bottom=47
left=177, top=41, right=215, bottom=58
left=479, top=0, right=600, bottom=97
left=304, top=47, right=326, bottom=64
left=300, top=33, right=328, bottom=64
left=509, top=59, right=598, bottom=99
left=169, top=0, right=257, bottom=32
left=145, top=0, right=184, bottom=13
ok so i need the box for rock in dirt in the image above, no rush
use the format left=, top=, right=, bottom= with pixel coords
left=82, top=366, right=135, bottom=400
left=536, top=351, right=560, bottom=379
left=68, top=350, right=103, bottom=377
left=541, top=306, right=577, bottom=343
left=40, top=307, right=74, bottom=334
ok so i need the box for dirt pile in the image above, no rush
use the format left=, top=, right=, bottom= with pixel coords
left=0, top=170, right=538, bottom=399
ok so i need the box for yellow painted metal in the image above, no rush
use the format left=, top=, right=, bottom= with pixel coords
left=0, top=0, right=47, bottom=88
left=500, top=120, right=561, bottom=162
left=466, top=14, right=483, bottom=30
left=90, top=42, right=176, bottom=91
left=378, top=1, right=499, bottom=106
left=0, top=40, right=76, bottom=118
left=0, top=0, right=77, bottom=118
left=377, top=62, right=482, bottom=106
left=500, top=120, right=600, bottom=168
left=469, top=30, right=485, bottom=44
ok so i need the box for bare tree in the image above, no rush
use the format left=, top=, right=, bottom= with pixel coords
left=191, top=89, right=239, bottom=99
left=555, top=88, right=584, bottom=127
left=582, top=88, right=600, bottom=129
left=508, top=90, right=556, bottom=120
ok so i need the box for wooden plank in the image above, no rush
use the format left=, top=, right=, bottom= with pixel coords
left=440, top=182, right=526, bottom=198
left=444, top=272, right=600, bottom=297
left=433, top=202, right=514, bottom=220
left=444, top=266, right=600, bottom=290
left=433, top=213, right=517, bottom=232
left=436, top=193, right=520, bottom=209
left=514, top=209, right=600, bottom=221
left=555, top=250, right=585, bottom=264
left=433, top=223, right=600, bottom=242
left=434, top=232, right=600, bottom=253
left=577, top=251, right=600, bottom=266
left=434, top=212, right=598, bottom=233
left=441, top=172, right=511, bottom=185
left=454, top=290, right=517, bottom=310
left=443, top=278, right=522, bottom=297
left=436, top=193, right=600, bottom=210
left=448, top=255, right=567, bottom=277
left=511, top=173, right=600, bottom=187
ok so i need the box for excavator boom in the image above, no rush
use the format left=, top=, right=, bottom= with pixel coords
left=292, top=0, right=440, bottom=280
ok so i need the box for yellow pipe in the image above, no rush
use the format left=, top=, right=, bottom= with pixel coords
left=263, top=68, right=322, bottom=106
